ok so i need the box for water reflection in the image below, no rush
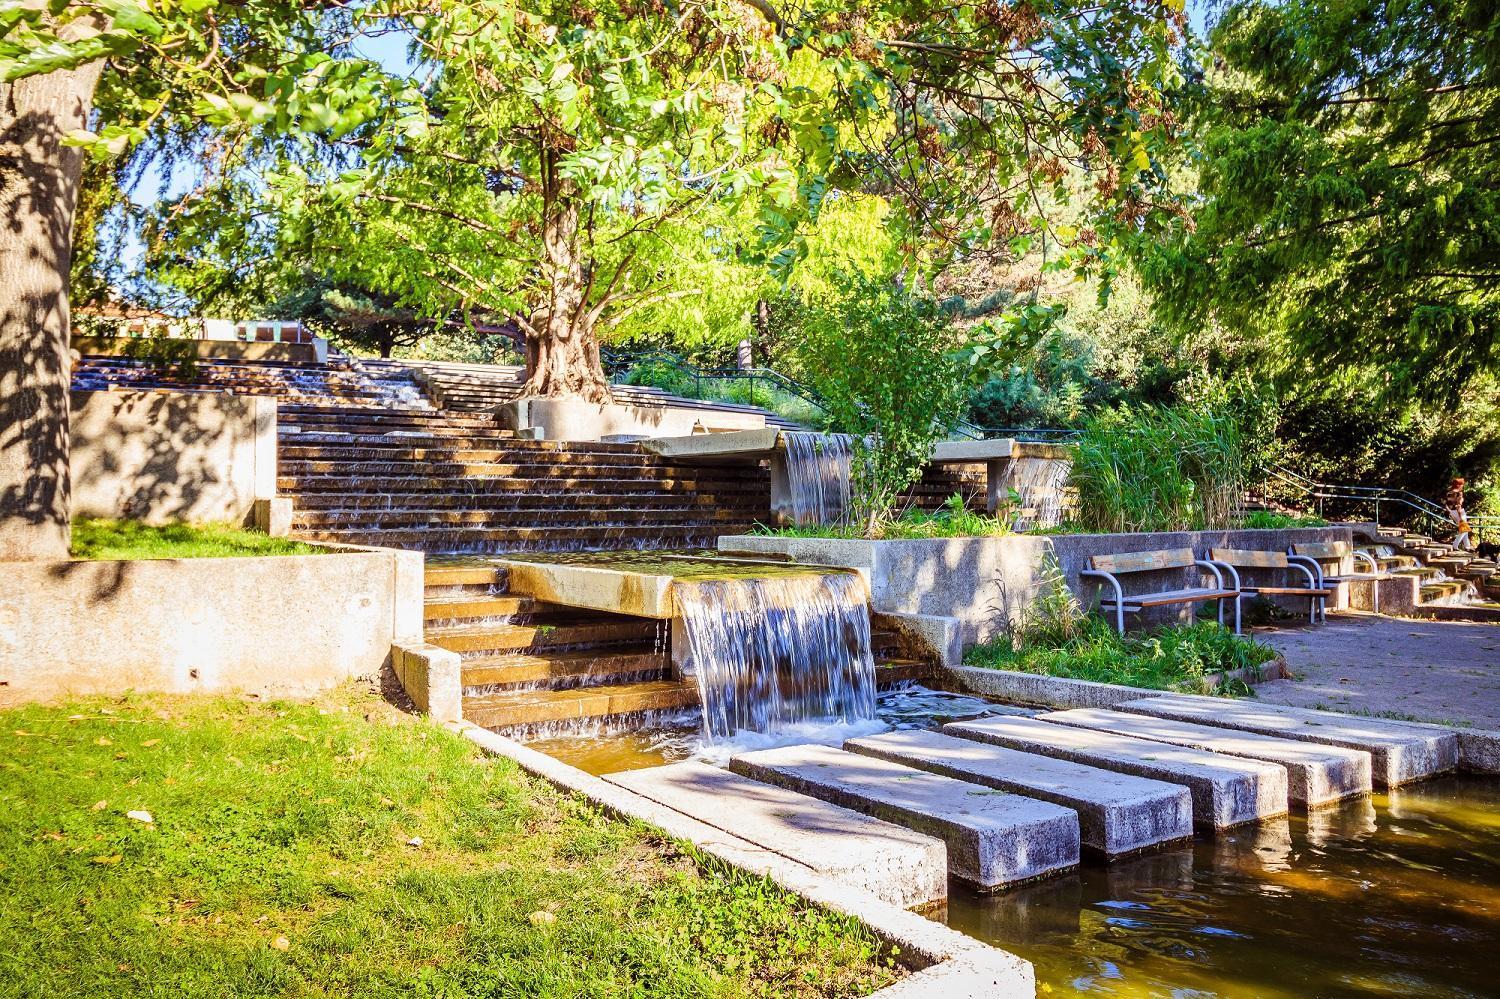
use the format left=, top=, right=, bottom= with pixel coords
left=948, top=776, right=1500, bottom=997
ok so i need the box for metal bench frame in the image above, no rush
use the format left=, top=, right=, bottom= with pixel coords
left=1081, top=549, right=1239, bottom=635
left=1208, top=549, right=1330, bottom=626
left=1288, top=542, right=1385, bottom=615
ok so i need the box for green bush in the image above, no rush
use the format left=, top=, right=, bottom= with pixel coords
left=791, top=275, right=967, bottom=534
left=753, top=493, right=1013, bottom=540
left=1070, top=402, right=1247, bottom=533
left=1240, top=509, right=1329, bottom=529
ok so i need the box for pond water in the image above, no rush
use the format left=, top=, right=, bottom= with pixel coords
left=948, top=774, right=1500, bottom=998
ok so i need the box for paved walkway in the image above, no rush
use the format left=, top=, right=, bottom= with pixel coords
left=1252, top=614, right=1500, bottom=730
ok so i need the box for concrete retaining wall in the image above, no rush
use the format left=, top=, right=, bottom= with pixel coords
left=0, top=544, right=423, bottom=708
left=498, top=397, right=765, bottom=442
left=70, top=390, right=277, bottom=525
left=720, top=527, right=1352, bottom=648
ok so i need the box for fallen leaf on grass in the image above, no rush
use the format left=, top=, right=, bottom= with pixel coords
left=528, top=911, right=557, bottom=927
left=271, top=936, right=291, bottom=952
left=126, top=810, right=154, bottom=824
left=92, top=800, right=108, bottom=811
left=91, top=855, right=123, bottom=866
left=141, top=739, right=161, bottom=748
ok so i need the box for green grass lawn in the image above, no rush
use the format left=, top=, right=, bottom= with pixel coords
left=754, top=494, right=1012, bottom=540
left=71, top=519, right=325, bottom=560
left=0, top=687, right=899, bottom=998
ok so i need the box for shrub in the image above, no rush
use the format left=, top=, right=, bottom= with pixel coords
left=792, top=276, right=967, bottom=535
left=1070, top=402, right=1247, bottom=533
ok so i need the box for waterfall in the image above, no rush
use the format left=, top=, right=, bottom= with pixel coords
left=1005, top=456, right=1073, bottom=529
left=782, top=432, right=853, bottom=526
left=674, top=571, right=877, bottom=740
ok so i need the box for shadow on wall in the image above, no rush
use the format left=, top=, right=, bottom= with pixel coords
left=69, top=390, right=274, bottom=527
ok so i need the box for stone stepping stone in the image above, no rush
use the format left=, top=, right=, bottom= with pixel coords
left=604, top=762, right=947, bottom=909
left=729, top=743, right=1079, bottom=889
left=843, top=729, right=1192, bottom=857
left=1115, top=695, right=1459, bottom=787
left=943, top=715, right=1287, bottom=830
left=1034, top=708, right=1373, bottom=807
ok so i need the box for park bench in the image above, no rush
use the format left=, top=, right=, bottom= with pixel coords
left=1208, top=548, right=1332, bottom=628
left=1288, top=541, right=1385, bottom=613
left=1080, top=548, right=1239, bottom=636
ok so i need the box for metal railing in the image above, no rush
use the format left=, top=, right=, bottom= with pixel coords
left=1256, top=464, right=1498, bottom=544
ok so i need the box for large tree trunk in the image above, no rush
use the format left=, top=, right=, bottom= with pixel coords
left=520, top=177, right=612, bottom=403
left=0, top=22, right=106, bottom=561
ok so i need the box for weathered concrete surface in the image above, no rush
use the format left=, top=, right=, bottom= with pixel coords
left=729, top=743, right=1080, bottom=889
left=720, top=527, right=1352, bottom=647
left=498, top=397, right=764, bottom=442
left=461, top=726, right=1038, bottom=995
left=946, top=665, right=1166, bottom=709
left=70, top=390, right=277, bottom=524
left=1034, top=708, right=1373, bottom=806
left=0, top=543, right=423, bottom=707
left=605, top=762, right=948, bottom=909
left=845, top=729, right=1192, bottom=857
left=640, top=428, right=782, bottom=461
left=943, top=715, right=1288, bottom=829
left=391, top=640, right=463, bottom=723
left=879, top=612, right=964, bottom=667
left=1117, top=693, right=1459, bottom=787
left=1252, top=616, right=1500, bottom=730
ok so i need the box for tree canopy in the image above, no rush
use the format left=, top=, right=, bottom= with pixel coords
left=1137, top=0, right=1499, bottom=403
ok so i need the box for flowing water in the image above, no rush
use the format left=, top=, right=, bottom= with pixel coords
left=674, top=570, right=877, bottom=740
left=782, top=431, right=853, bottom=526
left=947, top=775, right=1500, bottom=997
left=526, top=683, right=1015, bottom=772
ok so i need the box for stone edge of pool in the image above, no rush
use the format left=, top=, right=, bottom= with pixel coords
left=454, top=722, right=1039, bottom=999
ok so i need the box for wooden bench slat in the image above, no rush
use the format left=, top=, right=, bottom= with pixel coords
left=1210, top=548, right=1289, bottom=568
left=1089, top=548, right=1196, bottom=573
left=1241, top=586, right=1332, bottom=596
left=1100, top=587, right=1238, bottom=608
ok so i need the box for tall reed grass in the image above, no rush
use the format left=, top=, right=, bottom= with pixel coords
left=1070, top=403, right=1247, bottom=533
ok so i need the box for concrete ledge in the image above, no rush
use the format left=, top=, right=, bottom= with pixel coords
left=945, top=665, right=1165, bottom=709
left=74, top=335, right=321, bottom=364
left=392, top=641, right=462, bottom=723
left=456, top=725, right=1035, bottom=995
left=501, top=558, right=677, bottom=619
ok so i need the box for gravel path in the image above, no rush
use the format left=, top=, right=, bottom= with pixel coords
left=1251, top=614, right=1500, bottom=729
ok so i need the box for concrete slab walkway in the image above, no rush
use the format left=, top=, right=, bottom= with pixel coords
left=729, top=743, right=1080, bottom=889
left=1033, top=707, right=1373, bottom=806
left=605, top=762, right=948, bottom=909
left=1252, top=615, right=1500, bottom=729
left=943, top=715, right=1289, bottom=830
left=844, top=729, right=1192, bottom=857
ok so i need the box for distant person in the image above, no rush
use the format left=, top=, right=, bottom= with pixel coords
left=1445, top=477, right=1473, bottom=551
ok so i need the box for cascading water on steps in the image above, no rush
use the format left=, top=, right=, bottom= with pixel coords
left=673, top=571, right=877, bottom=740
left=782, top=432, right=852, bottom=526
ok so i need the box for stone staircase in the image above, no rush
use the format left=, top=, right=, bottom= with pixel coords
left=72, top=352, right=432, bottom=409
left=425, top=560, right=933, bottom=734
left=1355, top=527, right=1500, bottom=607
left=278, top=405, right=772, bottom=552
left=365, top=357, right=808, bottom=430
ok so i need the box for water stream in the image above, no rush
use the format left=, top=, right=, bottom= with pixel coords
left=673, top=570, right=877, bottom=740
left=782, top=431, right=853, bottom=526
